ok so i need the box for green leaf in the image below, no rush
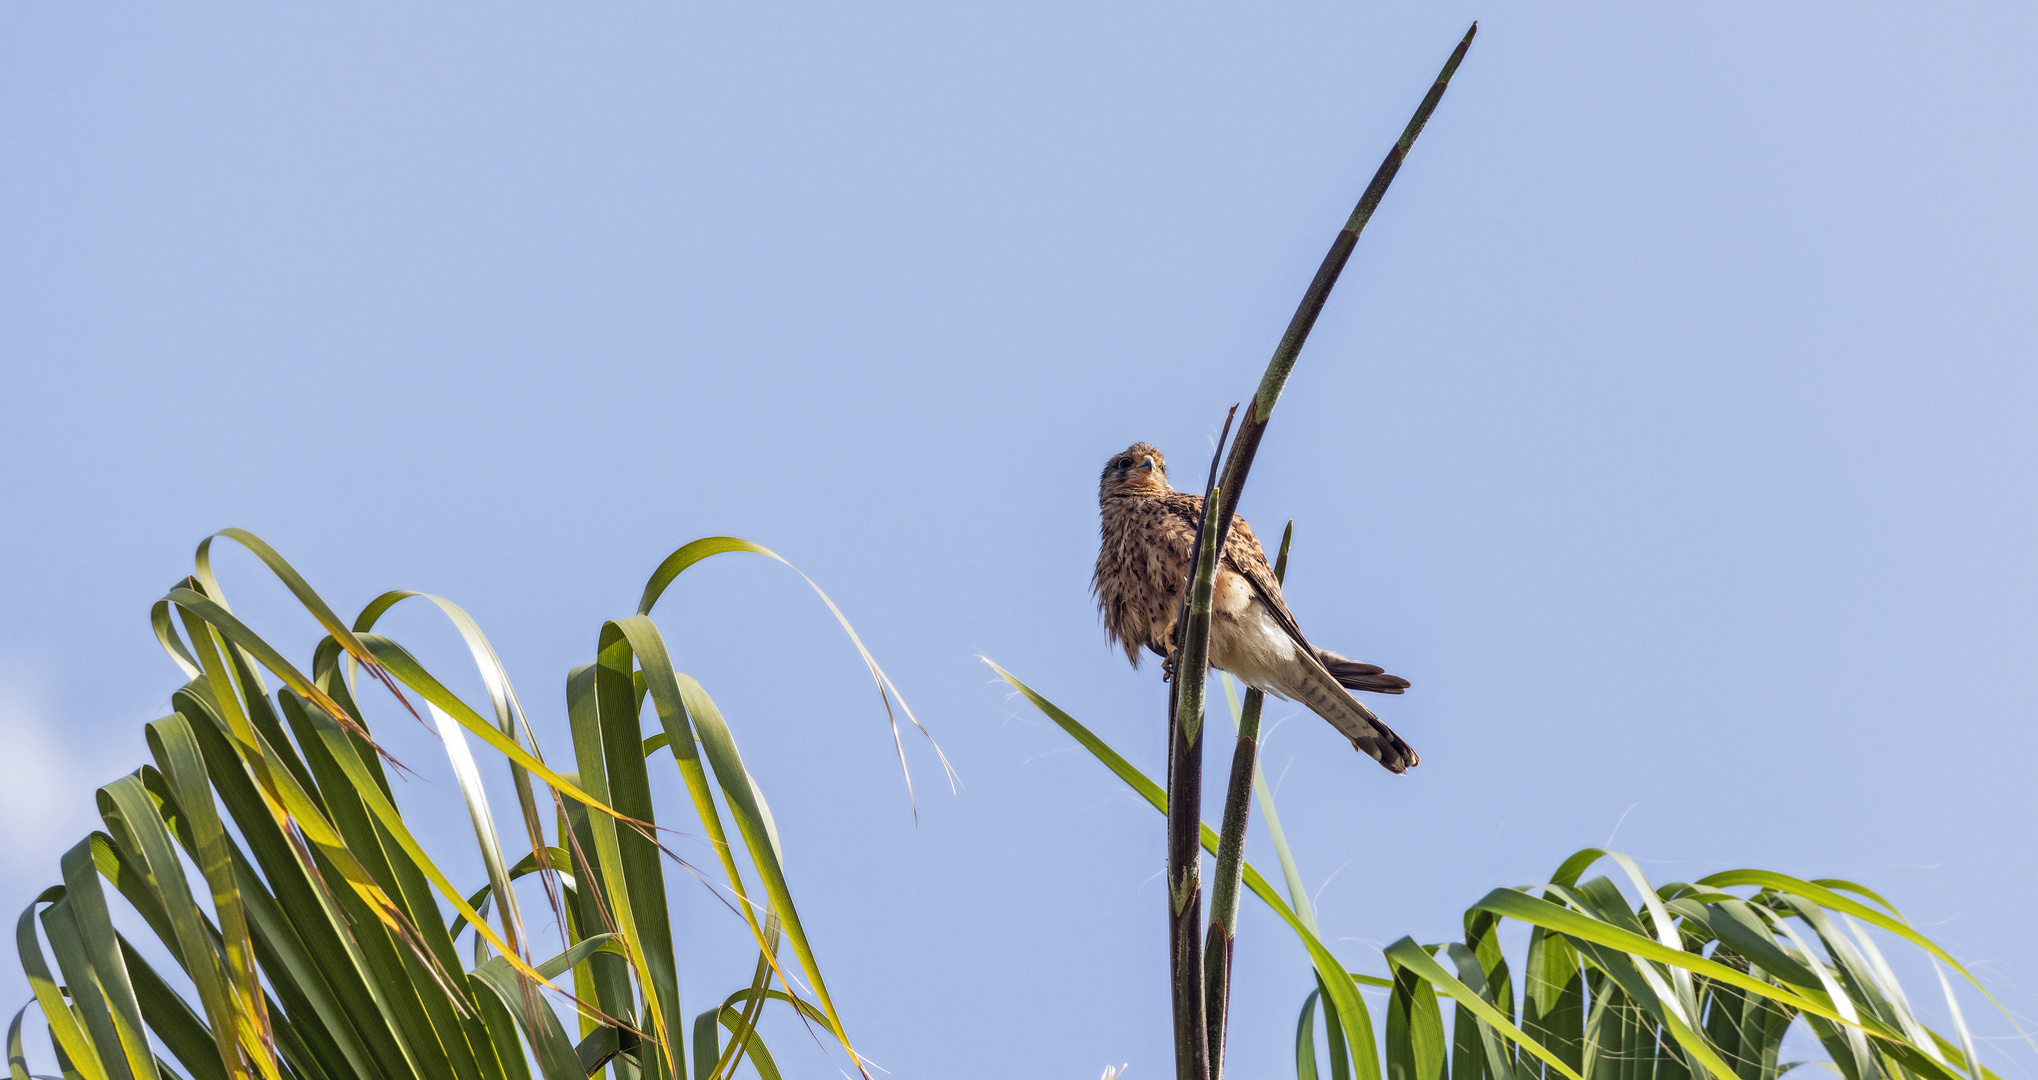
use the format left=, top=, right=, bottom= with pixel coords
left=1385, top=939, right=1582, bottom=1080
left=986, top=660, right=1379, bottom=1079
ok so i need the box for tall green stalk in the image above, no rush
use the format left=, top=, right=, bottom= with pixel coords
left=1165, top=408, right=1238, bottom=1080
left=1171, top=24, right=1478, bottom=1080
left=1203, top=23, right=1478, bottom=548
left=1203, top=521, right=1293, bottom=1065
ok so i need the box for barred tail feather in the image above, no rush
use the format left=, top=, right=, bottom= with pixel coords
left=1289, top=652, right=1419, bottom=774
left=1316, top=650, right=1411, bottom=695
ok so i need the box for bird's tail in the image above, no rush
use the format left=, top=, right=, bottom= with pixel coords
left=1316, top=650, right=1411, bottom=695
left=1288, top=652, right=1418, bottom=774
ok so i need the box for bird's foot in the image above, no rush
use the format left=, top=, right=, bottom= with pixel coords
left=1162, top=652, right=1177, bottom=683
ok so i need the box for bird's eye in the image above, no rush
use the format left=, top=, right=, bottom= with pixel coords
left=1115, top=458, right=1130, bottom=468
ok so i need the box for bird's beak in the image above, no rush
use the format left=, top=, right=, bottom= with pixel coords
left=1139, top=456, right=1157, bottom=472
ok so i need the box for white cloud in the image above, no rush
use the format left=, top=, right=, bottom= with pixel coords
left=0, top=672, right=98, bottom=889
left=0, top=667, right=177, bottom=1076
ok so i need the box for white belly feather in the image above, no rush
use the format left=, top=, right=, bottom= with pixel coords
left=1209, top=568, right=1305, bottom=702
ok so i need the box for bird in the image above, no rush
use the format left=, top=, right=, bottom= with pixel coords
left=1092, top=442, right=1418, bottom=773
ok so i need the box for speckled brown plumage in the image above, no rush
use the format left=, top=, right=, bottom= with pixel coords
left=1092, top=442, right=1419, bottom=773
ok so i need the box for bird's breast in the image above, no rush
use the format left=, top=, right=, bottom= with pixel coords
left=1211, top=566, right=1254, bottom=619
left=1210, top=590, right=1303, bottom=701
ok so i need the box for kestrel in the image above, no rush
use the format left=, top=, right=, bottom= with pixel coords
left=1092, top=442, right=1418, bottom=773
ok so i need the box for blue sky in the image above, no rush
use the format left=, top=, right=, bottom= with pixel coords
left=3, top=4, right=2034, bottom=1078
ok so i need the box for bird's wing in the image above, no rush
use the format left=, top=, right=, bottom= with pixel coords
left=1157, top=495, right=1311, bottom=644
left=1213, top=511, right=1418, bottom=771
left=1218, top=515, right=1313, bottom=649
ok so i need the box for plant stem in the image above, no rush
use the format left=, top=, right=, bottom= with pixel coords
left=1165, top=407, right=1238, bottom=1080
left=1196, top=24, right=1477, bottom=1077
left=1209, top=21, right=1477, bottom=546
left=1166, top=669, right=1211, bottom=1080
left=1202, top=522, right=1293, bottom=1071
left=1219, top=671, right=1316, bottom=932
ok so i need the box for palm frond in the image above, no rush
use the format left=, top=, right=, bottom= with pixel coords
left=15, top=531, right=930, bottom=1080
left=985, top=665, right=2010, bottom=1080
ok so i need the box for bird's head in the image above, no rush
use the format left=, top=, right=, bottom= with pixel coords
left=1099, top=443, right=1173, bottom=499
